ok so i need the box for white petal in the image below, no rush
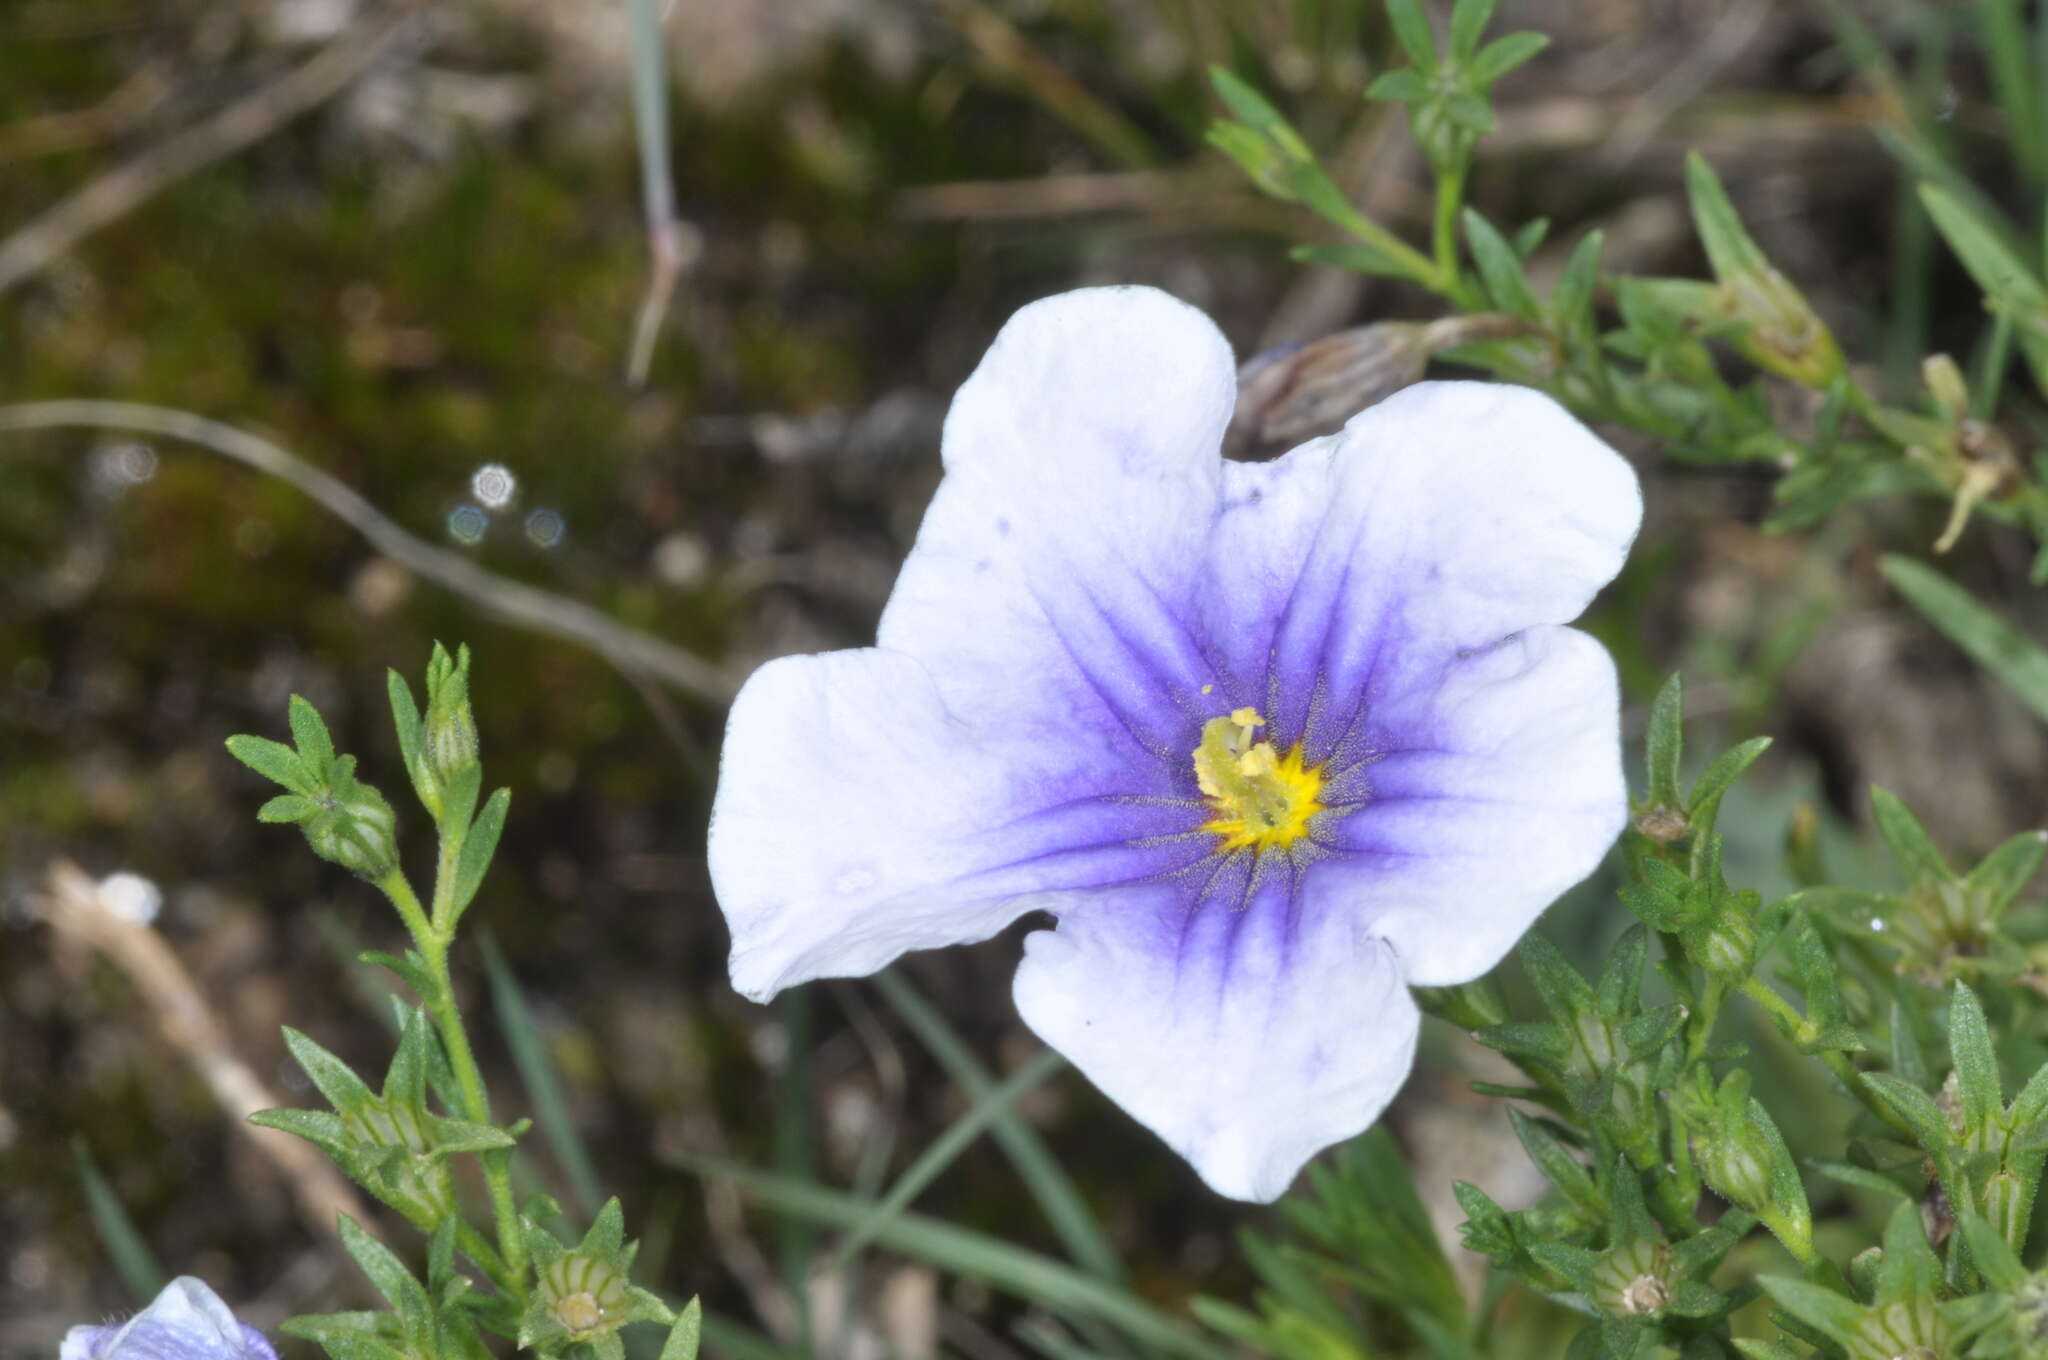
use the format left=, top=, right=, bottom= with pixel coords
left=877, top=286, right=1239, bottom=760
left=1312, top=625, right=1628, bottom=985
left=1012, top=875, right=1421, bottom=1202
left=708, top=649, right=1207, bottom=1000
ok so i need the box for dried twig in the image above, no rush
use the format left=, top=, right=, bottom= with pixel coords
left=0, top=1, right=427, bottom=296
left=0, top=400, right=741, bottom=703
left=34, top=861, right=372, bottom=1246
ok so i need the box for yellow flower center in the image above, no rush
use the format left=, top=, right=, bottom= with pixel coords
left=1192, top=708, right=1324, bottom=853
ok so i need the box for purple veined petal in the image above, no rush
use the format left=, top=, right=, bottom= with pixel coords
left=709, top=648, right=1219, bottom=1001
left=1199, top=381, right=1641, bottom=761
left=877, top=286, right=1247, bottom=765
left=1012, top=865, right=1421, bottom=1203
left=1305, top=625, right=1628, bottom=986
left=61, top=1278, right=277, bottom=1360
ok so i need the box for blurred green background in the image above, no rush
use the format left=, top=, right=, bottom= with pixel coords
left=6, top=0, right=2048, bottom=1354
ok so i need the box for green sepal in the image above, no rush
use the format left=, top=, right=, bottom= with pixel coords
left=257, top=794, right=322, bottom=824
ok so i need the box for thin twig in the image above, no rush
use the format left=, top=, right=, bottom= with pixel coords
left=34, top=861, right=373, bottom=1246
left=0, top=400, right=740, bottom=703
left=0, top=1, right=426, bottom=296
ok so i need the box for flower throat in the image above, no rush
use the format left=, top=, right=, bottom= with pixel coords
left=1192, top=708, right=1324, bottom=854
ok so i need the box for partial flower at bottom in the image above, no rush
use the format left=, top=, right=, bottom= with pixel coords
left=708, top=285, right=1641, bottom=1201
left=62, top=1277, right=277, bottom=1360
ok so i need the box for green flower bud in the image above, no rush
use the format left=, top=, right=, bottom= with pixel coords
left=421, top=643, right=479, bottom=799
left=1982, top=1167, right=2030, bottom=1251
left=304, top=781, right=399, bottom=882
left=1687, top=910, right=1758, bottom=981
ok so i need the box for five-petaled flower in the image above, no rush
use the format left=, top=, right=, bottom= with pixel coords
left=63, top=1277, right=277, bottom=1360
left=709, top=286, right=1641, bottom=1201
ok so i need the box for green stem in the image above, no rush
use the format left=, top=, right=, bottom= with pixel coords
left=1684, top=978, right=1729, bottom=1068
left=1432, top=158, right=1466, bottom=301
left=380, top=870, right=530, bottom=1297
left=1738, top=976, right=1913, bottom=1139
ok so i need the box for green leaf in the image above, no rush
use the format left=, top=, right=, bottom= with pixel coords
left=387, top=669, right=429, bottom=810
left=1447, top=0, right=1494, bottom=59
left=338, top=1212, right=432, bottom=1324
left=1967, top=831, right=2048, bottom=910
left=1958, top=1211, right=2029, bottom=1291
left=1365, top=68, right=1430, bottom=103
left=282, top=1026, right=377, bottom=1116
left=1947, top=984, right=2003, bottom=1138
left=1806, top=1157, right=1911, bottom=1201
left=1685, top=153, right=1771, bottom=282
left=1688, top=737, right=1772, bottom=815
left=872, top=971, right=1122, bottom=1284
left=382, top=1009, right=432, bottom=1110
left=1473, top=1020, right=1571, bottom=1061
left=1881, top=555, right=2048, bottom=727
left=1519, top=933, right=1597, bottom=1023
left=73, top=1138, right=165, bottom=1302
left=1597, top=925, right=1647, bottom=1017
left=257, top=794, right=321, bottom=824
left=225, top=734, right=316, bottom=796
left=583, top=1197, right=626, bottom=1256
left=1462, top=208, right=1542, bottom=320
left=1645, top=673, right=1685, bottom=809
left=1469, top=30, right=1549, bottom=84
left=1289, top=241, right=1417, bottom=279
left=689, top=1160, right=1226, bottom=1360
left=1862, top=1073, right=1956, bottom=1172
left=1384, top=0, right=1439, bottom=73
left=1869, top=786, right=1954, bottom=884
left=482, top=933, right=604, bottom=1221
left=440, top=764, right=481, bottom=844
left=1507, top=1108, right=1601, bottom=1217
left=1207, top=69, right=1307, bottom=157
left=289, top=694, right=338, bottom=769
left=248, top=1107, right=352, bottom=1154
left=1919, top=184, right=2047, bottom=305
left=425, top=1115, right=517, bottom=1155
left=1440, top=91, right=1495, bottom=135
left=1756, top=1278, right=1863, bottom=1347
left=659, top=1299, right=703, bottom=1360
left=359, top=949, right=434, bottom=998
left=449, top=789, right=508, bottom=924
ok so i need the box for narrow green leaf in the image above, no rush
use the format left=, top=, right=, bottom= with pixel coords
left=282, top=1026, right=378, bottom=1116
left=1365, top=69, right=1430, bottom=103
left=1469, top=30, right=1549, bottom=84
left=1755, top=1278, right=1863, bottom=1347
left=1507, top=1108, right=1601, bottom=1217
left=659, top=1299, right=704, bottom=1360
left=1289, top=241, right=1416, bottom=279
left=1875, top=1198, right=1941, bottom=1304
left=481, top=933, right=603, bottom=1220
left=1863, top=1073, right=1955, bottom=1167
left=872, top=970, right=1123, bottom=1284
left=690, top=1160, right=1225, bottom=1360
left=449, top=789, right=508, bottom=924
left=1919, top=184, right=2047, bottom=305
left=248, top=1107, right=352, bottom=1154
left=1207, top=68, right=1306, bottom=156
left=1686, top=153, right=1771, bottom=280
left=387, top=670, right=429, bottom=810
left=1384, top=0, right=1439, bottom=72
left=1688, top=737, right=1772, bottom=814
left=1947, top=983, right=2003, bottom=1133
left=1596, top=925, right=1647, bottom=1017
left=1869, top=786, right=1954, bottom=884
left=1806, top=1158, right=1911, bottom=1201
left=1881, top=555, right=2048, bottom=726
left=424, top=1116, right=517, bottom=1155
left=1462, top=208, right=1542, bottom=320
left=338, top=1212, right=432, bottom=1323
left=73, top=1139, right=165, bottom=1302
left=1518, top=933, right=1597, bottom=1024
left=224, top=735, right=316, bottom=796
left=288, top=694, right=337, bottom=769
left=1958, top=1211, right=2029, bottom=1290
left=1441, top=91, right=1496, bottom=135
left=1967, top=831, right=2048, bottom=910
left=1448, top=0, right=1494, bottom=59
left=440, top=764, right=481, bottom=843
left=1645, top=673, right=1684, bottom=809
left=257, top=794, right=321, bottom=824
left=829, top=1048, right=1065, bottom=1271
left=383, top=1008, right=432, bottom=1110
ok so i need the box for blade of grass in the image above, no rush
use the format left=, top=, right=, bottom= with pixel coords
left=774, top=988, right=814, bottom=1348
left=699, top=1310, right=798, bottom=1360
left=1980, top=0, right=2044, bottom=192
left=73, top=1138, right=165, bottom=1302
left=1881, top=555, right=2048, bottom=724
left=689, top=1160, right=1228, bottom=1360
left=826, top=1048, right=1066, bottom=1271
left=871, top=970, right=1123, bottom=1283
left=481, top=932, right=604, bottom=1221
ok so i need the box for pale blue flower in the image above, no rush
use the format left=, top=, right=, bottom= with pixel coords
left=709, top=286, right=1641, bottom=1201
left=62, top=1278, right=276, bottom=1360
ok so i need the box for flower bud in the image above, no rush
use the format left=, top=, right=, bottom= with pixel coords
left=304, top=783, right=399, bottom=882
left=1719, top=268, right=1845, bottom=388
left=1687, top=910, right=1757, bottom=981
left=421, top=643, right=479, bottom=803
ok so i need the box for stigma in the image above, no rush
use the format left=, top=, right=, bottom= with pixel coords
left=1192, top=708, right=1324, bottom=854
